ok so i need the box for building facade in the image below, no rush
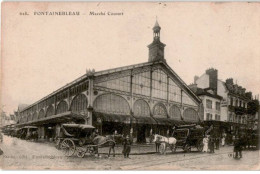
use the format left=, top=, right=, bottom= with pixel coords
left=194, top=68, right=254, bottom=139
left=189, top=85, right=222, bottom=122
left=15, top=21, right=203, bottom=143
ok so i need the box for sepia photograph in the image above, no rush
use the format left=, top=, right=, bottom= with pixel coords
left=0, top=1, right=259, bottom=170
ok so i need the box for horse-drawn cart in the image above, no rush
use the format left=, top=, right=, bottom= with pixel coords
left=153, top=124, right=205, bottom=154
left=173, top=124, right=204, bottom=153
left=56, top=124, right=116, bottom=158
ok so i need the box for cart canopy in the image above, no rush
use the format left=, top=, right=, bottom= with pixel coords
left=62, top=124, right=95, bottom=129
left=23, top=126, right=38, bottom=129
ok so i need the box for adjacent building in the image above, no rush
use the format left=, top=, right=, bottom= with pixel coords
left=15, top=21, right=203, bottom=143
left=193, top=68, right=254, bottom=139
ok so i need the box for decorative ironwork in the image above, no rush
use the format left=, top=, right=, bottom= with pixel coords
left=169, top=105, right=181, bottom=120
left=93, top=93, right=130, bottom=115
left=133, top=99, right=151, bottom=117
left=70, top=94, right=88, bottom=113
left=153, top=103, right=167, bottom=118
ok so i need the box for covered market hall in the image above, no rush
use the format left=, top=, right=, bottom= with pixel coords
left=15, top=20, right=204, bottom=143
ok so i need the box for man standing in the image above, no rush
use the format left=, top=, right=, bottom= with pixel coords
left=234, top=135, right=243, bottom=158
left=215, top=137, right=220, bottom=150
left=209, top=136, right=215, bottom=153
left=122, top=135, right=132, bottom=158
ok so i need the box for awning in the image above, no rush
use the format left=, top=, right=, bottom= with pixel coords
left=132, top=116, right=157, bottom=125
left=153, top=117, right=172, bottom=126
left=168, top=119, right=186, bottom=126
left=16, top=111, right=86, bottom=127
left=62, top=124, right=95, bottom=129
left=182, top=119, right=199, bottom=124
left=93, top=112, right=133, bottom=124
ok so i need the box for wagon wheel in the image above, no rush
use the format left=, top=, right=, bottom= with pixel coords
left=170, top=144, right=177, bottom=153
left=60, top=139, right=76, bottom=157
left=76, top=148, right=85, bottom=158
left=196, top=140, right=204, bottom=152
left=159, top=143, right=166, bottom=155
left=184, top=144, right=191, bottom=153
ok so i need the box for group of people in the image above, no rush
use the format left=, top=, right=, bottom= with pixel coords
left=203, top=134, right=243, bottom=159
left=107, top=130, right=133, bottom=158
left=202, top=135, right=226, bottom=153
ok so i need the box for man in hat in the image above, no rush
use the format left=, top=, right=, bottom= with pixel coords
left=122, top=135, right=132, bottom=158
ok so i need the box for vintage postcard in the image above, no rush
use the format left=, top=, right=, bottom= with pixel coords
left=0, top=1, right=260, bottom=170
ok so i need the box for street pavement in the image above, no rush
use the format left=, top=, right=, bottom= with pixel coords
left=0, top=135, right=259, bottom=170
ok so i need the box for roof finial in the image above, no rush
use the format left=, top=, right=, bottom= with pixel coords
left=153, top=17, right=160, bottom=31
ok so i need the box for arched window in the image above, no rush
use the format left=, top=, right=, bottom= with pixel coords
left=169, top=105, right=181, bottom=120
left=183, top=108, right=198, bottom=122
left=93, top=93, right=130, bottom=115
left=71, top=94, right=88, bottom=113
left=56, top=100, right=68, bottom=114
left=133, top=99, right=150, bottom=117
left=46, top=105, right=54, bottom=117
left=38, top=109, right=45, bottom=119
left=153, top=103, right=167, bottom=118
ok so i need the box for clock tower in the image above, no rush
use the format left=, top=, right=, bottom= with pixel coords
left=148, top=20, right=166, bottom=62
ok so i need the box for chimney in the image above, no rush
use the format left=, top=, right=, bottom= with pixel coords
left=226, top=78, right=234, bottom=85
left=194, top=76, right=199, bottom=84
left=242, top=88, right=246, bottom=95
left=245, top=91, right=252, bottom=99
left=206, top=68, right=218, bottom=93
left=238, top=86, right=243, bottom=95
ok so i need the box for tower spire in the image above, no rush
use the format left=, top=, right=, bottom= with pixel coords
left=148, top=19, right=166, bottom=62
left=153, top=18, right=161, bottom=41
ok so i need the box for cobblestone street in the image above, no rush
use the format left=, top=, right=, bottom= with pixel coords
left=0, top=135, right=259, bottom=170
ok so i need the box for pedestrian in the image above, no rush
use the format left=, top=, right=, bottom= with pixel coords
left=202, top=135, right=209, bottom=152
left=122, top=135, right=132, bottom=158
left=115, top=130, right=118, bottom=135
left=91, top=129, right=99, bottom=156
left=234, top=135, right=243, bottom=159
left=149, top=129, right=153, bottom=143
left=215, top=137, right=220, bottom=150
left=209, top=136, right=215, bottom=153
left=155, top=135, right=161, bottom=153
left=221, top=136, right=225, bottom=147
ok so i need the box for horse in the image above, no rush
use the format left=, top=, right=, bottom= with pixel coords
left=152, top=134, right=177, bottom=154
left=92, top=135, right=116, bottom=157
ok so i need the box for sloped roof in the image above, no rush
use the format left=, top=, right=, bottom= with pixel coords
left=195, top=88, right=223, bottom=100
left=20, top=60, right=201, bottom=112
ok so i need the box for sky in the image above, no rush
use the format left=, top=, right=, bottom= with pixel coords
left=1, top=2, right=260, bottom=115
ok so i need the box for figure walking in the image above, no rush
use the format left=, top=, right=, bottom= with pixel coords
left=122, top=135, right=132, bottom=158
